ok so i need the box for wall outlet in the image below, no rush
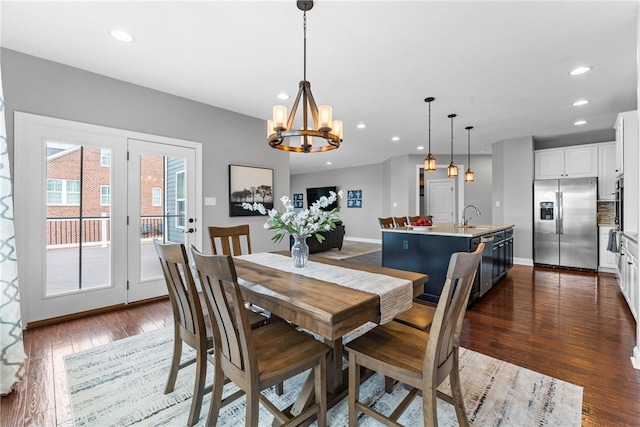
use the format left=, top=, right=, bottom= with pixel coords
left=495, top=200, right=501, bottom=207
left=205, top=197, right=217, bottom=206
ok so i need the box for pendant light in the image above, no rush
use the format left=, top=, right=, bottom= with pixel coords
left=447, top=114, right=458, bottom=177
left=267, top=1, right=342, bottom=153
left=464, top=126, right=475, bottom=182
left=423, top=97, right=436, bottom=172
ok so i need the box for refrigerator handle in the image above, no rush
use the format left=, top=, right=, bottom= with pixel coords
left=557, top=191, right=563, bottom=235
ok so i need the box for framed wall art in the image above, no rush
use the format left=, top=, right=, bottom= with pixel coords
left=347, top=189, right=362, bottom=208
left=228, top=165, right=274, bottom=216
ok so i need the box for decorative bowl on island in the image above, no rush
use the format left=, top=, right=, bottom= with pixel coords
left=410, top=218, right=433, bottom=231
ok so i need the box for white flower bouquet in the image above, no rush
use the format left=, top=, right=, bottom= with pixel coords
left=243, top=190, right=343, bottom=243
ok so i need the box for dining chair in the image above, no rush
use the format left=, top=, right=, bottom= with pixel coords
left=208, top=224, right=252, bottom=256
left=393, top=300, right=437, bottom=331
left=191, top=247, right=330, bottom=427
left=154, top=240, right=267, bottom=426
left=153, top=239, right=213, bottom=427
left=393, top=216, right=409, bottom=227
left=345, top=243, right=484, bottom=426
left=378, top=217, right=395, bottom=229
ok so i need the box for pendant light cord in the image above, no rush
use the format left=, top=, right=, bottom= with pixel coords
left=450, top=115, right=454, bottom=162
left=428, top=101, right=431, bottom=152
left=467, top=128, right=471, bottom=166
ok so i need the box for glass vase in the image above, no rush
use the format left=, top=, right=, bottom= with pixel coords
left=291, top=234, right=309, bottom=268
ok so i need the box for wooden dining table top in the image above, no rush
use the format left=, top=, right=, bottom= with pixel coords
left=233, top=252, right=428, bottom=342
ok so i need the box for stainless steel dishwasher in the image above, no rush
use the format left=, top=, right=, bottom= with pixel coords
left=479, top=234, right=495, bottom=296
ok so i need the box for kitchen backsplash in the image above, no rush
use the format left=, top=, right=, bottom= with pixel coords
left=597, top=201, right=616, bottom=225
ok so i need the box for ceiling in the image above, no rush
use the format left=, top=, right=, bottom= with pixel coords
left=1, top=1, right=637, bottom=175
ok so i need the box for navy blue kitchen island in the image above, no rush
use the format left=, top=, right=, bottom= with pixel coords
left=382, top=223, right=514, bottom=304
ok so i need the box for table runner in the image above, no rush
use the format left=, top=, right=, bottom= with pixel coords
left=235, top=252, right=413, bottom=324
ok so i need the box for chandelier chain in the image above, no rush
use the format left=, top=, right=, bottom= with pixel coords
left=303, top=10, right=307, bottom=81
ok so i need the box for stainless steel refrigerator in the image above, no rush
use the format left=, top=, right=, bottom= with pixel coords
left=534, top=177, right=598, bottom=269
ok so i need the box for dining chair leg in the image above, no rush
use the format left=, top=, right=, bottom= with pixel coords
left=450, top=349, right=470, bottom=427
left=314, top=356, right=328, bottom=427
left=422, top=384, right=438, bottom=427
left=165, top=332, right=182, bottom=393
left=207, top=360, right=225, bottom=427
left=187, top=346, right=208, bottom=426
left=348, top=355, right=359, bottom=427
left=246, top=389, right=260, bottom=427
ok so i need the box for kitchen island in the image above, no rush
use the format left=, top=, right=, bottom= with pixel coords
left=382, top=223, right=514, bottom=303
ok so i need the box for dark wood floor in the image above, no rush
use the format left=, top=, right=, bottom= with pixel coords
left=1, top=265, right=639, bottom=426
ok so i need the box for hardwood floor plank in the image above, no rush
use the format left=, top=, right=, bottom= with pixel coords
left=1, top=266, right=639, bottom=426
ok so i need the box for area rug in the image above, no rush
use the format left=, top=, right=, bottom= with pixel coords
left=64, top=327, right=582, bottom=426
left=312, top=241, right=381, bottom=260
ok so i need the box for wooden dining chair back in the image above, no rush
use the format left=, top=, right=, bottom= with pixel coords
left=346, top=243, right=484, bottom=426
left=393, top=216, right=409, bottom=227
left=154, top=239, right=212, bottom=427
left=191, top=247, right=330, bottom=426
left=209, top=224, right=252, bottom=256
left=378, top=217, right=395, bottom=229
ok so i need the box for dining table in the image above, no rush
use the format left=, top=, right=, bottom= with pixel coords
left=232, top=251, right=428, bottom=418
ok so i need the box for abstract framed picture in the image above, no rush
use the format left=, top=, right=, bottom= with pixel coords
left=229, top=165, right=274, bottom=216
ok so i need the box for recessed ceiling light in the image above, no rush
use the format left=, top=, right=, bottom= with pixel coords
left=417, top=146, right=424, bottom=150
left=391, top=136, right=400, bottom=142
left=573, top=99, right=590, bottom=106
left=569, top=66, right=592, bottom=76
left=357, top=123, right=366, bottom=129
left=574, top=120, right=587, bottom=126
left=110, top=29, right=135, bottom=43
left=277, top=93, right=290, bottom=100
left=326, top=161, right=332, bottom=165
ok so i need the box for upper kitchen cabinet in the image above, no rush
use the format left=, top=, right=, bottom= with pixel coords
left=598, top=142, right=616, bottom=200
left=534, top=145, right=597, bottom=180
left=618, top=110, right=639, bottom=233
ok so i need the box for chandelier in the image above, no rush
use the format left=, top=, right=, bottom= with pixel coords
left=267, top=1, right=343, bottom=153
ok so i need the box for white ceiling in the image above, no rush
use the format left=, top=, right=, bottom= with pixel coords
left=1, top=1, right=637, bottom=174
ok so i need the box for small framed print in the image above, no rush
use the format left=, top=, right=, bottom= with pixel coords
left=347, top=189, right=362, bottom=208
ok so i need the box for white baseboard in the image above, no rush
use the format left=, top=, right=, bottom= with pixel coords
left=344, top=236, right=382, bottom=245
left=632, top=346, right=640, bottom=370
left=514, top=257, right=534, bottom=266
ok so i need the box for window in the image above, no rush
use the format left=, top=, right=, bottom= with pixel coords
left=152, top=187, right=162, bottom=207
left=175, top=171, right=185, bottom=228
left=47, top=179, right=80, bottom=205
left=100, top=148, right=111, bottom=167
left=100, top=185, right=111, bottom=206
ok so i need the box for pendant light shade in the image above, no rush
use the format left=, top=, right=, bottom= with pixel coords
left=464, top=126, right=474, bottom=182
left=447, top=114, right=458, bottom=178
left=423, top=97, right=436, bottom=172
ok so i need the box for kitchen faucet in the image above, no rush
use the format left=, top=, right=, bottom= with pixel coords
left=462, top=204, right=481, bottom=226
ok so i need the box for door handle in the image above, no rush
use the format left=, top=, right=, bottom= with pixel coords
left=184, top=228, right=195, bottom=233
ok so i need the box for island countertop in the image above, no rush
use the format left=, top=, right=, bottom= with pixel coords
left=381, top=223, right=515, bottom=238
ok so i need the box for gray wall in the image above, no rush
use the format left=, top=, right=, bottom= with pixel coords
left=291, top=163, right=384, bottom=241
left=492, top=136, right=535, bottom=263
left=2, top=48, right=290, bottom=252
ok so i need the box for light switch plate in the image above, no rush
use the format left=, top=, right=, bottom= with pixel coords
left=205, top=197, right=217, bottom=206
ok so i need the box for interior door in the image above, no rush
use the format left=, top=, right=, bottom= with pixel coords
left=126, top=139, right=200, bottom=303
left=426, top=179, right=455, bottom=223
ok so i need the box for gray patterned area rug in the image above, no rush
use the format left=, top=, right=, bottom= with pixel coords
left=64, top=327, right=582, bottom=426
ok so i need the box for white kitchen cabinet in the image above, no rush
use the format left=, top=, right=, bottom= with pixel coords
left=598, top=142, right=616, bottom=200
left=599, top=226, right=618, bottom=271
left=619, top=236, right=638, bottom=322
left=615, top=113, right=624, bottom=176
left=617, top=111, right=638, bottom=233
left=534, top=145, right=598, bottom=180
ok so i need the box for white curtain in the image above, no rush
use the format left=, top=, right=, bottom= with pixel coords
left=0, top=61, right=26, bottom=394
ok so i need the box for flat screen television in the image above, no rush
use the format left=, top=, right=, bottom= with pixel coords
left=306, top=186, right=338, bottom=210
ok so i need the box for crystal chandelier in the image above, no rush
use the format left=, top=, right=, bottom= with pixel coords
left=267, top=1, right=343, bottom=153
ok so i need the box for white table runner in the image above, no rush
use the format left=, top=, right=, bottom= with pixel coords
left=235, top=252, right=413, bottom=324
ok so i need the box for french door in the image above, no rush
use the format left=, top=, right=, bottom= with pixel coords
left=14, top=113, right=201, bottom=324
